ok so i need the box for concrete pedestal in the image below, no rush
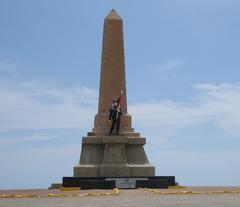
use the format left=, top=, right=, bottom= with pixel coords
left=74, top=136, right=155, bottom=177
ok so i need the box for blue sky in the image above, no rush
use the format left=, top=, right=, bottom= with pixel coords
left=0, top=0, right=240, bottom=189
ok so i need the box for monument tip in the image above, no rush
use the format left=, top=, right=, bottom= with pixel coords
left=105, top=9, right=122, bottom=20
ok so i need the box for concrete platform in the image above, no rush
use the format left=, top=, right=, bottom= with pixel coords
left=74, top=135, right=155, bottom=177
left=62, top=176, right=176, bottom=189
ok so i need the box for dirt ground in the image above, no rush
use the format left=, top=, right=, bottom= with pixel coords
left=1, top=187, right=240, bottom=207
left=1, top=186, right=240, bottom=196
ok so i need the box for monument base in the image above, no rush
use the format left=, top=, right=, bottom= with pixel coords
left=74, top=135, right=155, bottom=177
left=65, top=135, right=177, bottom=189
left=74, top=164, right=155, bottom=177
left=62, top=176, right=176, bottom=189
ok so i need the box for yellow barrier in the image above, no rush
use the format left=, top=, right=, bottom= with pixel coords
left=138, top=188, right=240, bottom=195
left=60, top=187, right=80, bottom=191
left=0, top=188, right=120, bottom=199
left=168, top=185, right=186, bottom=189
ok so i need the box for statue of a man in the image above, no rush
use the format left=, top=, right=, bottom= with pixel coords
left=108, top=90, right=123, bottom=135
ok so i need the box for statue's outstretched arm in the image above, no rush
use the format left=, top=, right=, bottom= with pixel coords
left=117, top=90, right=123, bottom=103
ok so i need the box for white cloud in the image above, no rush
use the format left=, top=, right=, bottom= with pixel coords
left=14, top=81, right=98, bottom=105
left=159, top=60, right=185, bottom=72
left=149, top=60, right=184, bottom=73
left=0, top=133, right=61, bottom=144
left=147, top=60, right=185, bottom=83
left=1, top=81, right=240, bottom=136
left=130, top=82, right=240, bottom=136
left=0, top=82, right=97, bottom=131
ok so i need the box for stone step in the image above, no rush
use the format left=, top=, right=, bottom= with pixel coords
left=87, top=131, right=140, bottom=137
left=62, top=176, right=176, bottom=189
left=82, top=136, right=146, bottom=145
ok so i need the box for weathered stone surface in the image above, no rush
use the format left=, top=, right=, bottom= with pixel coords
left=93, top=9, right=133, bottom=135
left=74, top=136, right=155, bottom=177
left=79, top=144, right=103, bottom=164
left=127, top=145, right=149, bottom=164
left=129, top=165, right=155, bottom=177
left=100, top=165, right=131, bottom=177
left=74, top=165, right=100, bottom=177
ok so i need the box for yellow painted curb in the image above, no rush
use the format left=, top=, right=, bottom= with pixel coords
left=168, top=185, right=186, bottom=189
left=0, top=188, right=120, bottom=199
left=138, top=188, right=240, bottom=195
left=60, top=187, right=80, bottom=191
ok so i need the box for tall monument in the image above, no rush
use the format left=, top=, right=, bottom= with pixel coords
left=61, top=9, right=176, bottom=189
left=73, top=9, right=155, bottom=177
left=93, top=9, right=132, bottom=135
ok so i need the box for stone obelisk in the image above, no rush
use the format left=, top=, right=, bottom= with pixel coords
left=93, top=9, right=133, bottom=135
left=74, top=9, right=155, bottom=177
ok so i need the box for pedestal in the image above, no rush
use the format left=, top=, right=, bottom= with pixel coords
left=74, top=136, right=155, bottom=177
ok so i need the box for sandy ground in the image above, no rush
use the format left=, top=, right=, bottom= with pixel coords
left=1, top=186, right=240, bottom=195
left=1, top=187, right=240, bottom=207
